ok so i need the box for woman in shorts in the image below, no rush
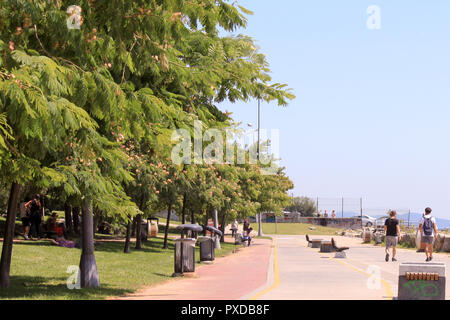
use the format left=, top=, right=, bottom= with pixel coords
left=384, top=210, right=401, bottom=262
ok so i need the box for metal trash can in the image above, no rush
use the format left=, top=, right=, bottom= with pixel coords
left=174, top=238, right=197, bottom=273
left=398, top=262, right=446, bottom=300
left=199, top=226, right=223, bottom=262
left=173, top=224, right=203, bottom=275
left=198, top=236, right=215, bottom=262
left=149, top=217, right=159, bottom=238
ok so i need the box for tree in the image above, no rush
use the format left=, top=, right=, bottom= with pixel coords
left=286, top=197, right=317, bottom=217
left=0, top=49, right=98, bottom=288
left=0, top=0, right=296, bottom=289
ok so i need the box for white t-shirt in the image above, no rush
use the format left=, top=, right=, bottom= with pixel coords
left=420, top=216, right=437, bottom=236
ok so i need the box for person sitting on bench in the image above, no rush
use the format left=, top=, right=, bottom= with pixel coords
left=242, top=228, right=253, bottom=247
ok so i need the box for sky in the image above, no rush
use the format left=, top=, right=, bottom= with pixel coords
left=219, top=0, right=450, bottom=219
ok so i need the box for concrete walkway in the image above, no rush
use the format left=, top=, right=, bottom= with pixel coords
left=113, top=238, right=273, bottom=300
left=250, top=235, right=449, bottom=300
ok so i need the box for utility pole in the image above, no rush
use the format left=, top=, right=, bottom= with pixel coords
left=360, top=198, right=363, bottom=229
left=408, top=209, right=411, bottom=229
left=341, top=197, right=344, bottom=219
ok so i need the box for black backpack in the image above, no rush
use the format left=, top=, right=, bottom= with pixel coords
left=423, top=217, right=434, bottom=236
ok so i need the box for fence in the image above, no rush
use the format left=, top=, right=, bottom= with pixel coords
left=278, top=197, right=416, bottom=226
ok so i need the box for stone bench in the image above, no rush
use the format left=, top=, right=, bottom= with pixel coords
left=398, top=262, right=446, bottom=300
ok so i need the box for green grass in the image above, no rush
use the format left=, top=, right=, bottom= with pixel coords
left=0, top=236, right=236, bottom=300
left=157, top=217, right=181, bottom=226
left=262, top=223, right=344, bottom=236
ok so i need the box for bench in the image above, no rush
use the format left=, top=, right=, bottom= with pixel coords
left=235, top=233, right=252, bottom=247
left=306, top=234, right=323, bottom=248
left=320, top=240, right=334, bottom=253
left=332, top=238, right=349, bottom=258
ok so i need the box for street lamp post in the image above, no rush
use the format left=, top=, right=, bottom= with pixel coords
left=257, top=99, right=263, bottom=237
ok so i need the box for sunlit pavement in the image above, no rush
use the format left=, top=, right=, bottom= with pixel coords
left=249, top=235, right=449, bottom=300
left=112, top=238, right=272, bottom=300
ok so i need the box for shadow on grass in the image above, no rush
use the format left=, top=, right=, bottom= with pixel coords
left=0, top=275, right=133, bottom=300
left=93, top=237, right=176, bottom=254
left=8, top=238, right=176, bottom=253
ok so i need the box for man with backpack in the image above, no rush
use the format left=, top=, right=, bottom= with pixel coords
left=419, top=207, right=439, bottom=262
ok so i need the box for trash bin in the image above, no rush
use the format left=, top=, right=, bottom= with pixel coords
left=198, top=236, right=215, bottom=262
left=362, top=228, right=372, bottom=243
left=149, top=217, right=159, bottom=238
left=200, top=226, right=223, bottom=262
left=174, top=238, right=197, bottom=273
left=140, top=220, right=149, bottom=241
left=173, top=224, right=203, bottom=275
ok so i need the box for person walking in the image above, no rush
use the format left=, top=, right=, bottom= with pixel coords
left=25, top=194, right=43, bottom=240
left=384, top=210, right=401, bottom=262
left=419, top=207, right=438, bottom=262
left=243, top=218, right=250, bottom=233
left=231, top=219, right=238, bottom=238
left=331, top=210, right=336, bottom=218
left=19, top=201, right=31, bottom=240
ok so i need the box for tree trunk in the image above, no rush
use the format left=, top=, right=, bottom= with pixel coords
left=92, top=211, right=100, bottom=236
left=72, top=206, right=81, bottom=235
left=220, top=211, right=227, bottom=243
left=203, top=209, right=209, bottom=236
left=0, top=183, right=22, bottom=288
left=181, top=194, right=187, bottom=225
left=135, top=214, right=142, bottom=250
left=64, top=203, right=73, bottom=236
left=191, top=209, right=195, bottom=224
left=79, top=199, right=100, bottom=288
left=131, top=217, right=137, bottom=237
left=124, top=218, right=132, bottom=254
left=163, top=203, right=172, bottom=249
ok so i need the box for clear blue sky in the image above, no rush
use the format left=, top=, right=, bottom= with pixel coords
left=220, top=0, right=450, bottom=219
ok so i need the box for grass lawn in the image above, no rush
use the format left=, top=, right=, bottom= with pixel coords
left=157, top=217, right=181, bottom=226
left=0, top=234, right=236, bottom=300
left=262, top=223, right=344, bottom=236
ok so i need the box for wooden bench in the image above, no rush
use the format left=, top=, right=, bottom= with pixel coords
left=235, top=233, right=252, bottom=247
left=306, top=234, right=323, bottom=248
left=332, top=238, right=349, bottom=258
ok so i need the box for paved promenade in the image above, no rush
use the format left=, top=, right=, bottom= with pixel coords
left=113, top=235, right=449, bottom=300
left=114, top=238, right=273, bottom=300
left=251, top=235, right=449, bottom=300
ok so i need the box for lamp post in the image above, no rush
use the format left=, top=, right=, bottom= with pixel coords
left=257, top=99, right=263, bottom=237
left=248, top=100, right=263, bottom=237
